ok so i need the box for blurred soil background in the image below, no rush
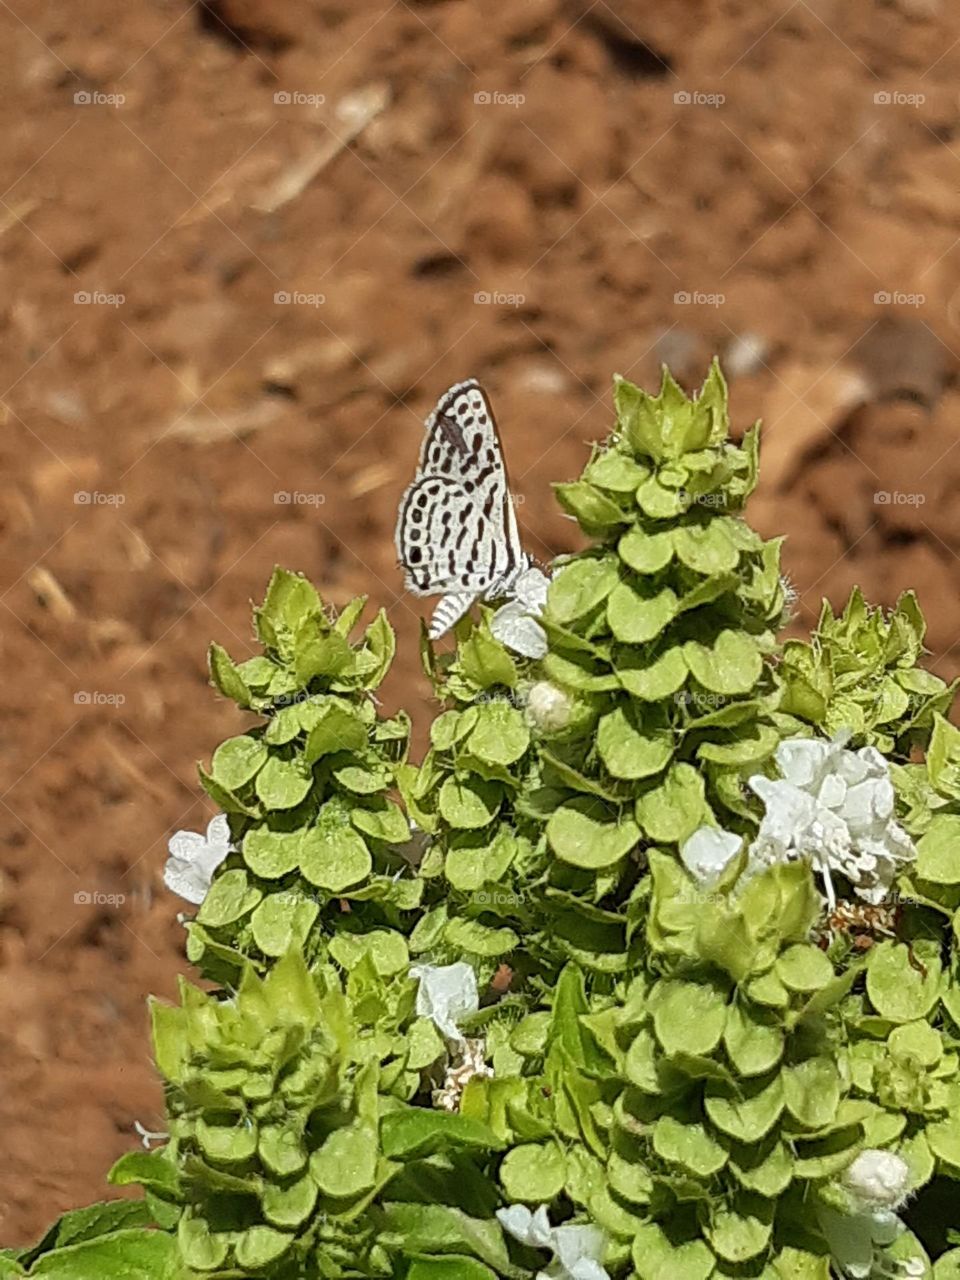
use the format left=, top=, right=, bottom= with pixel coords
left=2, top=0, right=960, bottom=1244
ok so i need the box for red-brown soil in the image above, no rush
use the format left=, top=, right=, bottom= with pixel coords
left=2, top=0, right=959, bottom=1245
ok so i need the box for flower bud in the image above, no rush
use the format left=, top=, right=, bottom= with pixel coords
left=842, top=1149, right=911, bottom=1210
left=525, top=681, right=575, bottom=734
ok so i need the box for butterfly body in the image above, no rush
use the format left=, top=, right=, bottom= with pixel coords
left=396, top=378, right=546, bottom=645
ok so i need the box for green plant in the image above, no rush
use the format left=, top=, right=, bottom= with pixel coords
left=5, top=364, right=960, bottom=1280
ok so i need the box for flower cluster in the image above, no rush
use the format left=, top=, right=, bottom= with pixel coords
left=681, top=733, right=916, bottom=909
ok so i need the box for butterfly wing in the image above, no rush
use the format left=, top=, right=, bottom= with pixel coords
left=395, top=379, right=528, bottom=607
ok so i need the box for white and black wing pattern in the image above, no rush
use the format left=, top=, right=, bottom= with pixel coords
left=395, top=379, right=530, bottom=639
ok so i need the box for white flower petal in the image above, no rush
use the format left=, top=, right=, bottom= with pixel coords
left=514, top=567, right=550, bottom=613
left=163, top=814, right=233, bottom=905
left=491, top=602, right=548, bottom=659
left=497, top=1205, right=536, bottom=1245
left=680, top=826, right=742, bottom=885
left=166, top=829, right=206, bottom=863
left=410, top=961, right=479, bottom=1045
left=206, top=813, right=232, bottom=851
left=775, top=737, right=831, bottom=789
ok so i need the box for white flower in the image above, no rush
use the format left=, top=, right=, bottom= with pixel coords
left=410, top=961, right=479, bottom=1045
left=747, top=734, right=915, bottom=909
left=491, top=566, right=550, bottom=659
left=163, top=814, right=233, bottom=906
left=497, top=1204, right=609, bottom=1280
left=816, top=1202, right=925, bottom=1279
left=680, top=826, right=742, bottom=885
left=843, top=1150, right=911, bottom=1211
left=526, top=681, right=575, bottom=734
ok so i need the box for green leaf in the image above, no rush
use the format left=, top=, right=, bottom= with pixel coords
left=439, top=778, right=502, bottom=829
left=407, top=1259, right=499, bottom=1280
left=196, top=1114, right=257, bottom=1163
left=465, top=702, right=530, bottom=767
left=673, top=519, right=740, bottom=575
left=197, top=765, right=259, bottom=817
left=728, top=1139, right=793, bottom=1197
left=210, top=735, right=267, bottom=790
left=684, top=629, right=763, bottom=695
left=300, top=825, right=371, bottom=892
left=775, top=944, right=834, bottom=993
left=329, top=928, right=409, bottom=975
left=259, top=1123, right=307, bottom=1177
left=607, top=582, right=678, bottom=644
left=499, top=1142, right=566, bottom=1201
left=351, top=799, right=409, bottom=844
left=866, top=941, right=942, bottom=1022
left=618, top=645, right=688, bottom=701
left=554, top=480, right=627, bottom=528
left=310, top=1121, right=378, bottom=1197
left=584, top=448, right=650, bottom=493
left=304, top=705, right=367, bottom=761
left=547, top=556, right=620, bottom=625
left=445, top=917, right=518, bottom=957
left=929, top=1111, right=960, bottom=1175
left=29, top=1229, right=181, bottom=1278
left=631, top=1223, right=714, bottom=1280
left=546, top=800, right=640, bottom=869
left=250, top=892, right=319, bottom=956
left=917, top=815, right=960, bottom=884
left=407, top=1017, right=446, bottom=1070
left=234, top=1226, right=293, bottom=1269
left=460, top=628, right=518, bottom=690
left=255, top=755, right=313, bottom=809
left=380, top=1203, right=516, bottom=1277
left=380, top=1109, right=503, bottom=1159
left=209, top=642, right=252, bottom=708
left=242, top=827, right=301, bottom=879
left=652, top=978, right=728, bottom=1056
left=705, top=1073, right=785, bottom=1143
left=196, top=868, right=262, bottom=928
left=782, top=1057, right=840, bottom=1129
left=262, top=1174, right=317, bottom=1228
left=653, top=1115, right=727, bottom=1177
left=108, top=1151, right=180, bottom=1196
left=723, top=1001, right=784, bottom=1077
left=597, top=704, right=673, bottom=780
left=635, top=763, right=710, bottom=843
left=618, top=526, right=674, bottom=574
left=705, top=1195, right=773, bottom=1264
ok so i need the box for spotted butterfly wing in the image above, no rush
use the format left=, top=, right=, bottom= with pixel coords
left=395, top=379, right=529, bottom=638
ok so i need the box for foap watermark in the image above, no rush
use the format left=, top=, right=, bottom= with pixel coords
left=74, top=889, right=126, bottom=906
left=274, top=90, right=326, bottom=107
left=674, top=90, right=725, bottom=108
left=74, top=490, right=125, bottom=506
left=674, top=690, right=729, bottom=711
left=74, top=89, right=125, bottom=107
left=474, top=290, right=525, bottom=307
left=675, top=290, right=725, bottom=308
left=74, top=691, right=126, bottom=706
left=474, top=90, right=525, bottom=108
left=874, top=290, right=925, bottom=308
left=874, top=90, right=925, bottom=107
left=274, top=491, right=326, bottom=507
left=74, top=290, right=125, bottom=307
left=678, top=489, right=726, bottom=508
left=874, top=490, right=925, bottom=507
left=274, top=290, right=325, bottom=307
left=473, top=889, right=525, bottom=907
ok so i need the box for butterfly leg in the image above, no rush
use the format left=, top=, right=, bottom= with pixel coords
left=428, top=592, right=477, bottom=639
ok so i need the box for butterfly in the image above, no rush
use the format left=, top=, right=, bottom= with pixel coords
left=395, top=378, right=549, bottom=658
